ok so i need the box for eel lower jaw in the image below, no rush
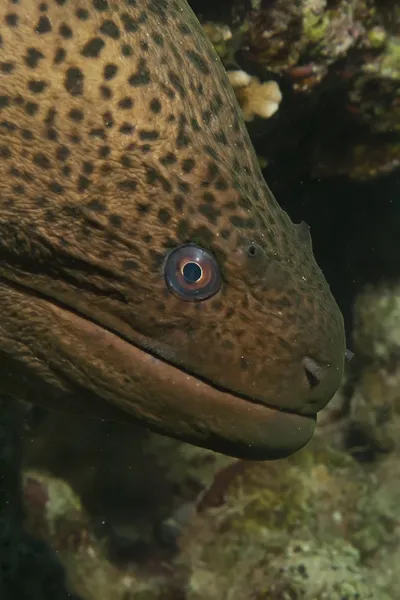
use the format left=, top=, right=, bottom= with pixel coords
left=1, top=276, right=316, bottom=461
left=31, top=295, right=316, bottom=460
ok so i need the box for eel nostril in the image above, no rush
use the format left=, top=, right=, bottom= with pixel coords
left=303, top=356, right=322, bottom=389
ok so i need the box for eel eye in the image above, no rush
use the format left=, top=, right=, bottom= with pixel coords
left=164, top=243, right=221, bottom=301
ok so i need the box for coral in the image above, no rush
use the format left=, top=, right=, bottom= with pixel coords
left=176, top=440, right=397, bottom=599
left=200, top=0, right=400, bottom=181
left=227, top=71, right=282, bottom=120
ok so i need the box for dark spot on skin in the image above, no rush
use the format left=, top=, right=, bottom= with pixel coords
left=102, top=111, right=113, bottom=127
left=12, top=184, right=25, bottom=195
left=99, top=85, right=112, bottom=99
left=100, top=19, right=120, bottom=38
left=76, top=8, right=89, bottom=19
left=109, top=214, right=122, bottom=228
left=49, top=181, right=64, bottom=194
left=204, top=145, right=218, bottom=160
left=192, top=82, right=204, bottom=96
left=47, top=128, right=58, bottom=141
left=89, top=127, right=106, bottom=139
left=151, top=32, right=163, bottom=46
left=160, top=84, right=175, bottom=100
left=168, top=71, right=185, bottom=97
left=202, top=110, right=211, bottom=125
left=0, top=146, right=12, bottom=159
left=147, top=0, right=167, bottom=19
left=0, top=62, right=15, bottom=73
left=25, top=48, right=44, bottom=69
left=160, top=152, right=176, bottom=166
left=199, top=204, right=221, bottom=224
left=122, top=259, right=139, bottom=270
left=68, top=108, right=84, bottom=122
left=230, top=215, right=256, bottom=228
left=121, top=13, right=139, bottom=32
left=182, top=158, right=195, bottom=173
left=178, top=23, right=190, bottom=35
left=119, top=123, right=134, bottom=135
left=174, top=195, right=184, bottom=211
left=28, top=80, right=47, bottom=94
left=206, top=162, right=219, bottom=179
left=5, top=14, right=18, bottom=27
left=33, top=152, right=51, bottom=169
left=36, top=15, right=52, bottom=33
left=65, top=67, right=84, bottom=96
left=1, top=121, right=17, bottom=133
left=129, top=59, right=150, bottom=86
left=39, top=3, right=48, bottom=11
left=158, top=208, right=171, bottom=224
left=214, top=131, right=228, bottom=145
left=178, top=181, right=189, bottom=194
left=117, top=179, right=137, bottom=191
left=203, top=192, right=215, bottom=203
left=44, top=209, right=56, bottom=222
left=145, top=167, right=171, bottom=192
left=118, top=97, right=133, bottom=109
left=87, top=198, right=105, bottom=212
left=176, top=115, right=190, bottom=148
left=176, top=219, right=189, bottom=239
left=83, top=162, right=94, bottom=174
left=98, top=145, right=110, bottom=158
left=191, top=118, right=201, bottom=132
left=55, top=145, right=70, bottom=161
left=69, top=134, right=80, bottom=144
left=136, top=203, right=150, bottom=214
left=0, top=96, right=10, bottom=109
left=44, top=108, right=56, bottom=126
left=34, top=195, right=48, bottom=207
left=103, top=64, right=118, bottom=80
left=139, top=130, right=159, bottom=141
left=215, top=178, right=228, bottom=190
left=149, top=98, right=161, bottom=113
left=59, top=23, right=73, bottom=39
left=77, top=175, right=91, bottom=192
left=186, top=50, right=210, bottom=75
left=25, top=102, right=39, bottom=116
left=54, top=48, right=66, bottom=65
left=93, top=0, right=109, bottom=11
left=121, top=44, right=133, bottom=56
left=120, top=155, right=131, bottom=167
left=149, top=249, right=165, bottom=270
left=82, top=37, right=105, bottom=58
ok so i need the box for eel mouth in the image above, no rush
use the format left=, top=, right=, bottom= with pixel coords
left=4, top=276, right=316, bottom=460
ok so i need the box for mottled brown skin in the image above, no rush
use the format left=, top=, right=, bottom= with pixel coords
left=0, top=0, right=345, bottom=459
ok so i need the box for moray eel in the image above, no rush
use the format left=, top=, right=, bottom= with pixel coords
left=0, top=0, right=345, bottom=460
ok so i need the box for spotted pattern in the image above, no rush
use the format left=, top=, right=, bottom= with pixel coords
left=0, top=0, right=344, bottom=440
